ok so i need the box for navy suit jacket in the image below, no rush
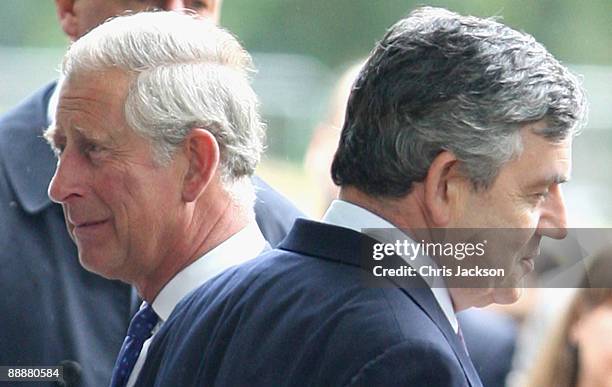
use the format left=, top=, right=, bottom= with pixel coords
left=0, top=82, right=304, bottom=387
left=136, top=219, right=483, bottom=387
left=458, top=309, right=517, bottom=387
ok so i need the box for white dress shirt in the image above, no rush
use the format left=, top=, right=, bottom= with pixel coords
left=322, top=199, right=459, bottom=333
left=126, top=222, right=266, bottom=387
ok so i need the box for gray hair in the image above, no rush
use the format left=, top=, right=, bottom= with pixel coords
left=331, top=6, right=587, bottom=197
left=62, top=11, right=265, bottom=186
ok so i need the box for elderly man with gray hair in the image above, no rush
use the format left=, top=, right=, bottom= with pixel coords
left=129, top=7, right=587, bottom=387
left=44, top=11, right=267, bottom=387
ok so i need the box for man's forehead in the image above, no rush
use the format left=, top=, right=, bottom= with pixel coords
left=57, top=70, right=129, bottom=117
left=54, top=70, right=131, bottom=138
left=61, top=69, right=131, bottom=97
left=513, top=127, right=573, bottom=184
left=526, top=131, right=572, bottom=157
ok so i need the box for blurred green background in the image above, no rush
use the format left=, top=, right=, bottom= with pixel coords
left=1, top=1, right=611, bottom=65
left=0, top=0, right=611, bottom=219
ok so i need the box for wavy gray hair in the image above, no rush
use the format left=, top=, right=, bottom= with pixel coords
left=332, top=7, right=587, bottom=197
left=62, top=11, right=265, bottom=185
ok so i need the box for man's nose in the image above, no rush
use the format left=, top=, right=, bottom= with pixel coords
left=536, top=184, right=568, bottom=240
left=48, top=149, right=87, bottom=204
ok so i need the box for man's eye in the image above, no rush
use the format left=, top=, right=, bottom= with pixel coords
left=533, top=191, right=549, bottom=201
left=83, top=143, right=105, bottom=157
left=53, top=144, right=65, bottom=157
left=86, top=144, right=101, bottom=153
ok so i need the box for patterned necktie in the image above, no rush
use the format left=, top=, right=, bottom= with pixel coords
left=109, top=303, right=159, bottom=387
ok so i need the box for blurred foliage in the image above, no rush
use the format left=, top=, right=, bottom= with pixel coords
left=0, top=1, right=67, bottom=47
left=223, top=0, right=612, bottom=67
left=0, top=0, right=610, bottom=67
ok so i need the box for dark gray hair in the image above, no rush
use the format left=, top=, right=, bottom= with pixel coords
left=331, top=7, right=587, bottom=197
left=62, top=11, right=265, bottom=185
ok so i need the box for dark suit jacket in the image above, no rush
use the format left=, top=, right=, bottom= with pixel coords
left=0, top=82, right=304, bottom=387
left=136, top=219, right=483, bottom=387
left=458, top=309, right=517, bottom=387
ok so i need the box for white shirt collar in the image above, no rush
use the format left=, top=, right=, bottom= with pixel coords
left=151, top=222, right=266, bottom=321
left=322, top=199, right=459, bottom=333
left=128, top=224, right=266, bottom=387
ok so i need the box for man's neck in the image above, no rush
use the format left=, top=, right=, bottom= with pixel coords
left=136, top=187, right=252, bottom=302
left=338, top=186, right=432, bottom=237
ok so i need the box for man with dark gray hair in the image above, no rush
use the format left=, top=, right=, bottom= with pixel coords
left=132, top=7, right=586, bottom=387
left=45, top=11, right=271, bottom=387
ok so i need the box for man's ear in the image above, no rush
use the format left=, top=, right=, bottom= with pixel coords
left=422, top=150, right=468, bottom=226
left=181, top=128, right=220, bottom=202
left=55, top=0, right=78, bottom=41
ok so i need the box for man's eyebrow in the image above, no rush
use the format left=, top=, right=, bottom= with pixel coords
left=73, top=125, right=108, bottom=143
left=525, top=174, right=570, bottom=189
left=553, top=174, right=570, bottom=184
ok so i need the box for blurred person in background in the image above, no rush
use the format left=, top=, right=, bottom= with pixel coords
left=304, top=60, right=363, bottom=216
left=527, top=250, right=612, bottom=387
left=505, top=236, right=608, bottom=387
left=0, top=1, right=302, bottom=386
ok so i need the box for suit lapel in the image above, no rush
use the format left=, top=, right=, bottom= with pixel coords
left=280, top=219, right=483, bottom=387
left=396, top=281, right=483, bottom=387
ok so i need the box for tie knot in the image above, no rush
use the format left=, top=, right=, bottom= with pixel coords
left=127, top=303, right=159, bottom=341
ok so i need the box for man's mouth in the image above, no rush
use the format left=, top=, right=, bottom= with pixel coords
left=71, top=219, right=109, bottom=239
left=75, top=220, right=107, bottom=227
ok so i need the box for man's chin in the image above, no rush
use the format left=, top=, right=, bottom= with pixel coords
left=492, top=286, right=523, bottom=305
left=78, top=253, right=121, bottom=280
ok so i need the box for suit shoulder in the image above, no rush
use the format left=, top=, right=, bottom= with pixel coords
left=145, top=251, right=467, bottom=386
left=178, top=249, right=438, bottom=338
left=171, top=250, right=283, bottom=315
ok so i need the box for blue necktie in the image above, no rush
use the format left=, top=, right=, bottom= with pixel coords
left=109, top=303, right=159, bottom=387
